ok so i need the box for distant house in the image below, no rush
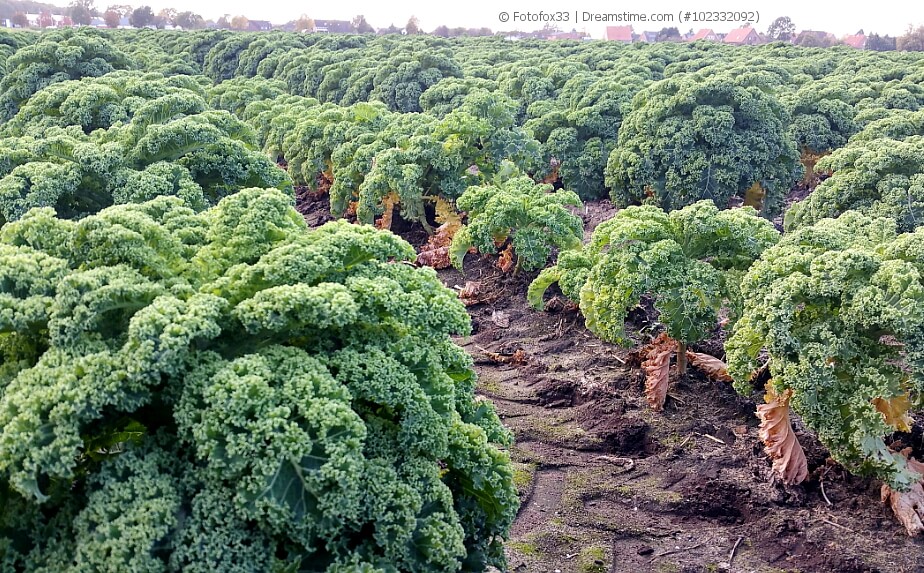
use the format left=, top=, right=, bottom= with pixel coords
left=636, top=30, right=659, bottom=42
left=842, top=34, right=867, bottom=49
left=313, top=19, right=352, bottom=33
left=604, top=25, right=633, bottom=42
left=25, top=13, right=69, bottom=28
left=688, top=28, right=719, bottom=42
left=723, top=26, right=761, bottom=45
left=247, top=20, right=272, bottom=31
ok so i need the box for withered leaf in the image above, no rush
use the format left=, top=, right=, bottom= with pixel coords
left=642, top=333, right=678, bottom=411
left=375, top=192, right=399, bottom=230
left=881, top=450, right=924, bottom=536
left=756, top=386, right=809, bottom=485
left=497, top=245, right=515, bottom=273
left=873, top=394, right=914, bottom=432
left=686, top=351, right=733, bottom=382
left=458, top=281, right=483, bottom=306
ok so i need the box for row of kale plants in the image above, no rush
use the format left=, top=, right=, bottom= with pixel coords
left=0, top=28, right=923, bottom=571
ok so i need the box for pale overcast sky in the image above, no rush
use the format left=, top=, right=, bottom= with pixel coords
left=135, top=0, right=920, bottom=37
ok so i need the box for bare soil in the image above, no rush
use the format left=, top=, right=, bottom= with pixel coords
left=300, top=192, right=924, bottom=573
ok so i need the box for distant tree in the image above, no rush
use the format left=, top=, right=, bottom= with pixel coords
left=352, top=14, right=373, bottom=33
left=433, top=24, right=449, bottom=37
left=794, top=30, right=835, bottom=47
left=656, top=27, right=682, bottom=41
left=897, top=25, right=924, bottom=51
left=106, top=4, right=132, bottom=17
left=295, top=14, right=314, bottom=32
left=216, top=15, right=230, bottom=29
left=157, top=8, right=177, bottom=25
left=69, top=0, right=95, bottom=26
left=379, top=23, right=400, bottom=34
left=867, top=33, right=896, bottom=51
left=766, top=16, right=796, bottom=41
left=230, top=15, right=249, bottom=30
left=61, top=15, right=73, bottom=26
left=129, top=5, right=154, bottom=28
left=406, top=15, right=419, bottom=34
left=175, top=11, right=204, bottom=29
left=103, top=8, right=119, bottom=27
left=37, top=9, right=53, bottom=27
left=11, top=12, right=28, bottom=27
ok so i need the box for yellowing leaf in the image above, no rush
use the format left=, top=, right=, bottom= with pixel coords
left=756, top=385, right=808, bottom=485
left=434, top=197, right=462, bottom=229
left=743, top=181, right=766, bottom=211
left=873, top=395, right=914, bottom=432
left=375, top=192, right=399, bottom=230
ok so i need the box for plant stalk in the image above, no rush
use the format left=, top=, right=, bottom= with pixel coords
left=676, top=342, right=688, bottom=375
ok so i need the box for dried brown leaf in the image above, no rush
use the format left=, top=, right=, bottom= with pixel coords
left=416, top=246, right=451, bottom=269
left=881, top=482, right=924, bottom=536
left=458, top=281, right=483, bottom=306
left=491, top=310, right=510, bottom=328
left=881, top=450, right=924, bottom=536
left=909, top=456, right=924, bottom=477
left=756, top=386, right=809, bottom=485
left=542, top=158, right=561, bottom=185
left=686, top=351, right=733, bottom=382
left=417, top=221, right=461, bottom=270
left=642, top=333, right=678, bottom=411
left=873, top=394, right=914, bottom=432
left=481, top=348, right=527, bottom=365
left=543, top=296, right=579, bottom=313
left=497, top=245, right=515, bottom=273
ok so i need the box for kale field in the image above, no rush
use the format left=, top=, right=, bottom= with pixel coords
left=1, top=27, right=924, bottom=572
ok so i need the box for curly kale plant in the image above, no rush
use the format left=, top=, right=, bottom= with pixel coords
left=784, top=110, right=924, bottom=233
left=726, top=212, right=924, bottom=490
left=0, top=31, right=132, bottom=122
left=0, top=189, right=517, bottom=571
left=0, top=94, right=290, bottom=224
left=449, top=175, right=583, bottom=272
left=605, top=73, right=801, bottom=216
left=530, top=201, right=779, bottom=366
left=785, top=80, right=859, bottom=154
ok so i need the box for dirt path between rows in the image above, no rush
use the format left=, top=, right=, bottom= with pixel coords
left=296, top=192, right=924, bottom=573
left=454, top=267, right=924, bottom=573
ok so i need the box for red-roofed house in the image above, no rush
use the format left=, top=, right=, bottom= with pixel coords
left=604, top=25, right=633, bottom=42
left=842, top=34, right=867, bottom=49
left=723, top=26, right=761, bottom=45
left=688, top=28, right=719, bottom=42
